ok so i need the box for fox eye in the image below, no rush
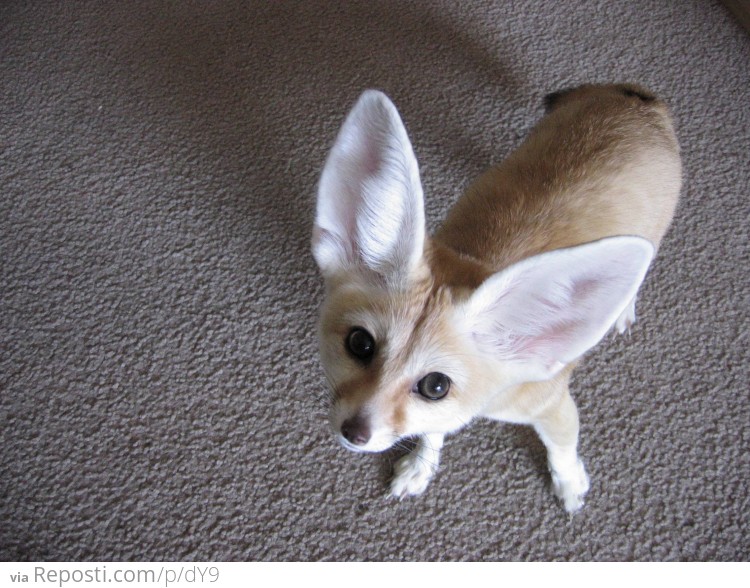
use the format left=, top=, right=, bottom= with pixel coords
left=346, top=327, right=375, bottom=363
left=416, top=372, right=451, bottom=401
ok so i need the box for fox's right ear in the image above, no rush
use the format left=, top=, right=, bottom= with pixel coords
left=312, top=91, right=425, bottom=287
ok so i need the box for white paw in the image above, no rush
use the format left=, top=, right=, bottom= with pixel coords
left=551, top=458, right=590, bottom=513
left=389, top=452, right=438, bottom=499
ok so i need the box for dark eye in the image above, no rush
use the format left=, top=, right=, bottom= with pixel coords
left=346, top=327, right=375, bottom=363
left=415, top=372, right=451, bottom=401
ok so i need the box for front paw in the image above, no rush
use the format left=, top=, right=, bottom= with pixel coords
left=389, top=451, right=438, bottom=499
left=550, top=458, right=590, bottom=513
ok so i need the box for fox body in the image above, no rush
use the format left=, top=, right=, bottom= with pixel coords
left=312, top=84, right=681, bottom=512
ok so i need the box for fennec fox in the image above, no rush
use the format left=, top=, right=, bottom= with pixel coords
left=312, top=84, right=680, bottom=512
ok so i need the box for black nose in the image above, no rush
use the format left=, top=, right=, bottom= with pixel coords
left=341, top=416, right=371, bottom=446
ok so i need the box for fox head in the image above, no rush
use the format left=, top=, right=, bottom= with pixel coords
left=312, top=90, right=652, bottom=453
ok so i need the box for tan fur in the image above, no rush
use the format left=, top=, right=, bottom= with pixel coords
left=429, top=84, right=681, bottom=423
left=436, top=84, right=680, bottom=271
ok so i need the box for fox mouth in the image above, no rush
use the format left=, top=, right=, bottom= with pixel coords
left=337, top=436, right=371, bottom=453
left=332, top=421, right=400, bottom=454
left=338, top=437, right=399, bottom=454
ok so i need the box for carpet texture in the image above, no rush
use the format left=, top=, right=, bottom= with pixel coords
left=1, top=0, right=748, bottom=561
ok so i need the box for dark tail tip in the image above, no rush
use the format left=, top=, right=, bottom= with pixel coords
left=544, top=84, right=658, bottom=112
left=617, top=84, right=657, bottom=102
left=543, top=87, right=575, bottom=112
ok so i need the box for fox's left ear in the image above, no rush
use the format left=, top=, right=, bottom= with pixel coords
left=461, top=237, right=654, bottom=381
left=312, top=90, right=425, bottom=287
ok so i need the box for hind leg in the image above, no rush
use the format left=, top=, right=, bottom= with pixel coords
left=615, top=296, right=637, bottom=334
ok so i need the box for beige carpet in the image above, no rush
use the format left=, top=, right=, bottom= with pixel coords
left=1, top=0, right=748, bottom=560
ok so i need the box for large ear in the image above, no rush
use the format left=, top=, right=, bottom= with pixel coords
left=461, top=237, right=654, bottom=381
left=312, top=90, right=425, bottom=286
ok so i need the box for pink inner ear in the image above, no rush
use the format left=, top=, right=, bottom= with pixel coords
left=516, top=274, right=624, bottom=361
left=359, top=140, right=385, bottom=178
left=494, top=281, right=599, bottom=362
left=513, top=317, right=586, bottom=364
left=466, top=236, right=653, bottom=374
